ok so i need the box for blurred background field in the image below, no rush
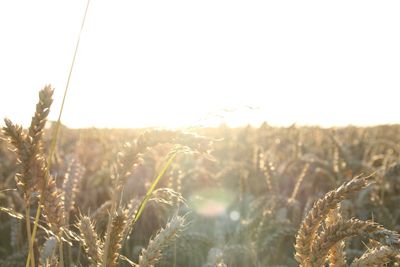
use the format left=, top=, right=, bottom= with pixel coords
left=1, top=119, right=399, bottom=266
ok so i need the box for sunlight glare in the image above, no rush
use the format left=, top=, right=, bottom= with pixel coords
left=0, top=1, right=399, bottom=128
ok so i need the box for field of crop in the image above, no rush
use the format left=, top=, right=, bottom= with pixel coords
left=0, top=87, right=399, bottom=266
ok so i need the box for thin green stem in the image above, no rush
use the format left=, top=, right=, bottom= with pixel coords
left=25, top=200, right=35, bottom=267
left=134, top=151, right=177, bottom=225
left=25, top=192, right=42, bottom=267
left=49, top=0, right=91, bottom=164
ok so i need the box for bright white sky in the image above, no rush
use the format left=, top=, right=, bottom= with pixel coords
left=0, top=1, right=399, bottom=129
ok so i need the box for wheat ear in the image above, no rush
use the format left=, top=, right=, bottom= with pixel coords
left=295, top=175, right=373, bottom=265
left=77, top=216, right=103, bottom=266
left=105, top=210, right=127, bottom=267
left=309, top=218, right=400, bottom=266
left=350, top=246, right=399, bottom=267
left=139, top=215, right=186, bottom=267
left=325, top=205, right=346, bottom=267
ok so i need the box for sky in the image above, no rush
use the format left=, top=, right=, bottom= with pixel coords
left=0, top=1, right=399, bottom=129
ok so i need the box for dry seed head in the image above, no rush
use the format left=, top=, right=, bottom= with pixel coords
left=105, top=210, right=127, bottom=267
left=295, top=175, right=374, bottom=265
left=114, top=142, right=137, bottom=189
left=122, top=198, right=141, bottom=241
left=139, top=215, right=186, bottom=267
left=151, top=187, right=187, bottom=207
left=63, top=159, right=83, bottom=214
left=325, top=205, right=347, bottom=267
left=309, top=218, right=400, bottom=266
left=28, top=85, right=54, bottom=150
left=289, top=163, right=310, bottom=202
left=2, top=86, right=54, bottom=200
left=77, top=215, right=103, bottom=266
left=350, top=246, right=399, bottom=267
left=36, top=156, right=65, bottom=234
left=2, top=119, right=26, bottom=156
left=2, top=119, right=35, bottom=195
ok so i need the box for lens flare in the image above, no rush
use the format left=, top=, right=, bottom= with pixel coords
left=188, top=188, right=234, bottom=217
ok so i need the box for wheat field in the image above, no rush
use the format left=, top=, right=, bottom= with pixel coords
left=0, top=87, right=399, bottom=266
